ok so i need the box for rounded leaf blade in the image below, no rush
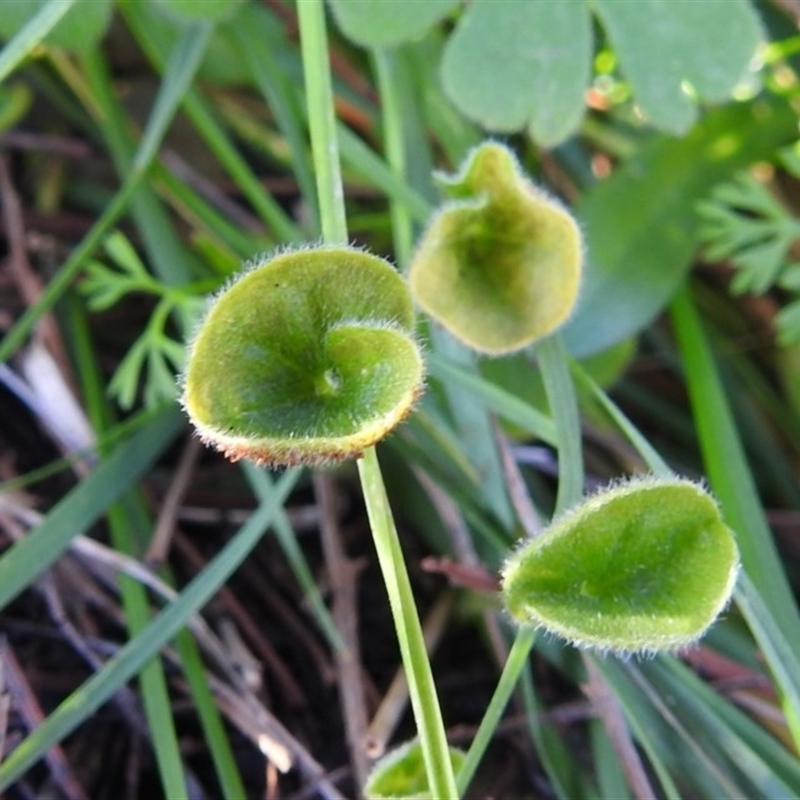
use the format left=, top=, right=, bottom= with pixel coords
left=409, top=142, right=582, bottom=355
left=183, top=247, right=424, bottom=466
left=502, top=478, right=740, bottom=654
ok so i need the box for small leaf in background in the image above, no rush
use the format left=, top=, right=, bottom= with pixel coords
left=327, top=0, right=459, bottom=49
left=440, top=0, right=592, bottom=146
left=0, top=0, right=113, bottom=53
left=363, top=739, right=466, bottom=800
left=594, top=0, right=763, bottom=134
left=502, top=477, right=740, bottom=654
left=408, top=142, right=582, bottom=355
left=183, top=247, right=424, bottom=467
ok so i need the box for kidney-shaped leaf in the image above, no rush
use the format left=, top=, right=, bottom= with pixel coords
left=183, top=247, right=424, bottom=467
left=502, top=478, right=740, bottom=654
left=409, top=142, right=582, bottom=355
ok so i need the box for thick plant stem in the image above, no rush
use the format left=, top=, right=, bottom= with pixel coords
left=297, top=1, right=457, bottom=796
left=357, top=448, right=458, bottom=800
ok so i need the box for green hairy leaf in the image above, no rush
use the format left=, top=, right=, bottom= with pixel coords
left=502, top=477, right=740, bottom=654
left=409, top=142, right=582, bottom=355
left=183, top=246, right=424, bottom=466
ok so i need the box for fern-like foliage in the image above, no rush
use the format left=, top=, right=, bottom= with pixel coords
left=696, top=158, right=800, bottom=346
left=81, top=232, right=211, bottom=409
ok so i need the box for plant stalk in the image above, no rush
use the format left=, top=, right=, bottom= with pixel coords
left=296, top=1, right=457, bottom=796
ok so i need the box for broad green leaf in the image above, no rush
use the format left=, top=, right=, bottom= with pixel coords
left=562, top=95, right=798, bottom=358
left=441, top=0, right=592, bottom=145
left=595, top=0, right=762, bottom=134
left=184, top=247, right=424, bottom=466
left=409, top=142, right=582, bottom=355
left=0, top=0, right=111, bottom=55
left=502, top=478, right=740, bottom=654
left=327, top=0, right=459, bottom=48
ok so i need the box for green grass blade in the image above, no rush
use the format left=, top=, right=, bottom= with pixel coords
left=736, top=571, right=800, bottom=736
left=427, top=353, right=557, bottom=446
left=80, top=45, right=199, bottom=286
left=229, top=7, right=319, bottom=232
left=373, top=48, right=415, bottom=264
left=72, top=297, right=188, bottom=798
left=0, top=469, right=300, bottom=790
left=0, top=0, right=76, bottom=83
left=597, top=657, right=717, bottom=799
left=647, top=654, right=800, bottom=795
left=120, top=1, right=301, bottom=243
left=337, top=122, right=432, bottom=226
left=175, top=628, right=247, bottom=799
left=537, top=335, right=584, bottom=513
left=242, top=462, right=344, bottom=653
left=520, top=664, right=584, bottom=799
left=72, top=292, right=245, bottom=797
left=569, top=359, right=672, bottom=477
left=298, top=0, right=347, bottom=244
left=456, top=627, right=536, bottom=795
left=0, top=405, right=183, bottom=611
left=132, top=20, right=213, bottom=174
left=670, top=286, right=800, bottom=744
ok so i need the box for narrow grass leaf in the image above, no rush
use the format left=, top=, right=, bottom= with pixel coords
left=646, top=654, right=800, bottom=796
left=0, top=0, right=76, bottom=83
left=671, top=286, right=800, bottom=747
left=175, top=628, right=247, bottom=799
left=0, top=405, right=183, bottom=611
left=242, top=462, right=344, bottom=652
left=120, top=1, right=301, bottom=243
left=597, top=656, right=728, bottom=799
left=427, top=353, right=556, bottom=446
left=80, top=46, right=199, bottom=287
left=132, top=20, right=213, bottom=173
left=0, top=469, right=300, bottom=790
left=229, top=5, right=320, bottom=230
